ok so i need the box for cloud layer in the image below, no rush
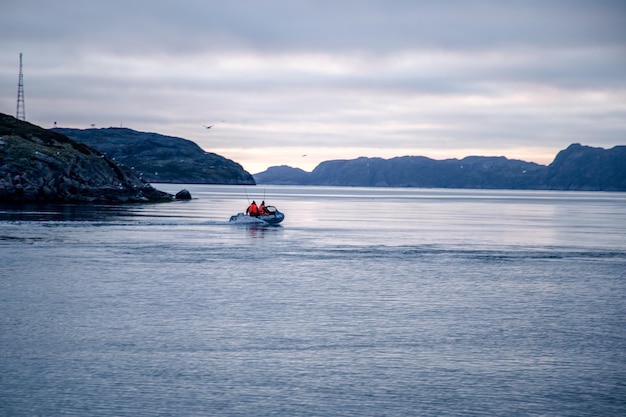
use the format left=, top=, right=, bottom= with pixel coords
left=1, top=0, right=625, bottom=172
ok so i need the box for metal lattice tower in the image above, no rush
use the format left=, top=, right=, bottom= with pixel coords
left=16, top=53, right=25, bottom=121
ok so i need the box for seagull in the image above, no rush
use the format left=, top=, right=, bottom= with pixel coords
left=203, top=125, right=213, bottom=129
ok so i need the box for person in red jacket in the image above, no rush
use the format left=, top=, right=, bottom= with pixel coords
left=246, top=201, right=259, bottom=217
left=259, top=200, right=270, bottom=216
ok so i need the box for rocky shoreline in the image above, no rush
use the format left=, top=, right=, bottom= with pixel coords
left=0, top=113, right=173, bottom=204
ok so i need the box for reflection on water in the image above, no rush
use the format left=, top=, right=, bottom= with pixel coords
left=0, top=203, right=139, bottom=222
left=2, top=185, right=626, bottom=249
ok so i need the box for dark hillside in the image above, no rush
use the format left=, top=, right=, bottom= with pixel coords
left=543, top=144, right=626, bottom=191
left=255, top=145, right=626, bottom=191
left=53, top=127, right=255, bottom=185
left=0, top=113, right=172, bottom=203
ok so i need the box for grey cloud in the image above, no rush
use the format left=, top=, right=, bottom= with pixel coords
left=3, top=0, right=625, bottom=54
left=1, top=0, right=625, bottom=171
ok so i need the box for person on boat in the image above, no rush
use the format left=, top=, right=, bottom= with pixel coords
left=246, top=201, right=259, bottom=217
left=259, top=201, right=270, bottom=216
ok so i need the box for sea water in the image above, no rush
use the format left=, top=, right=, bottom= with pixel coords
left=1, top=185, right=625, bottom=416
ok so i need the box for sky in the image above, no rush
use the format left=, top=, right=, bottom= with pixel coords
left=1, top=0, right=625, bottom=174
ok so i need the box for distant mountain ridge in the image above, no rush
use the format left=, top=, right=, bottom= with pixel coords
left=53, top=127, right=255, bottom=185
left=254, top=144, right=626, bottom=191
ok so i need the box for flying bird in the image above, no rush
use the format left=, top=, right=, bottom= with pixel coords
left=203, top=125, right=213, bottom=129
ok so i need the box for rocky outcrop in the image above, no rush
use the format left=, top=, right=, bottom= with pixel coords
left=53, top=127, right=255, bottom=185
left=175, top=189, right=192, bottom=200
left=0, top=113, right=173, bottom=203
left=543, top=143, right=626, bottom=191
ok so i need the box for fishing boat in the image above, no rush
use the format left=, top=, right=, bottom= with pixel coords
left=229, top=205, right=285, bottom=225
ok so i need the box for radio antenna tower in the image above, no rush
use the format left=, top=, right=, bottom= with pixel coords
left=16, top=53, right=25, bottom=121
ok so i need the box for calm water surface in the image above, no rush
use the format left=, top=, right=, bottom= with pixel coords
left=1, top=185, right=625, bottom=416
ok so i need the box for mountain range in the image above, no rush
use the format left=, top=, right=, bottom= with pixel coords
left=13, top=119, right=625, bottom=192
left=254, top=144, right=626, bottom=191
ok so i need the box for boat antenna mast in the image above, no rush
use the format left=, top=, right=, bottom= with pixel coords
left=16, top=53, right=25, bottom=121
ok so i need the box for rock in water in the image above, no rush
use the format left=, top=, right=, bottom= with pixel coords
left=0, top=113, right=173, bottom=203
left=175, top=189, right=192, bottom=200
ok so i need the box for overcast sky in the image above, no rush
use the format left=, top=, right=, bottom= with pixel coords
left=1, top=0, right=625, bottom=173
